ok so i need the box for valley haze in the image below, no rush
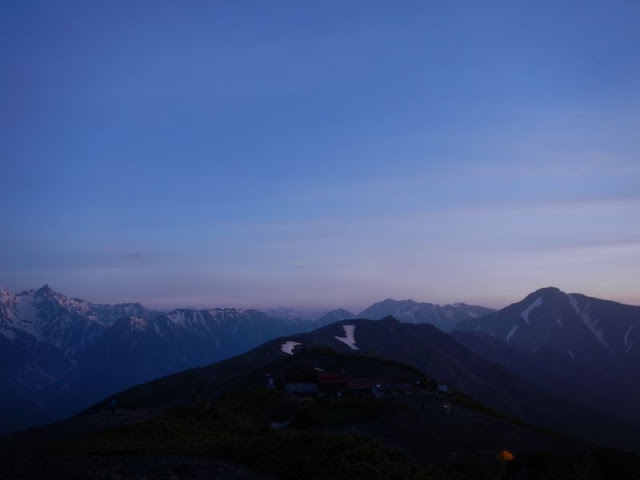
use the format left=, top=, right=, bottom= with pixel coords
left=2, top=283, right=639, bottom=436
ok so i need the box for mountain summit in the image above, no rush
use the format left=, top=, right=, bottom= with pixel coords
left=454, top=287, right=640, bottom=425
left=456, top=286, right=640, bottom=357
left=0, top=285, right=151, bottom=356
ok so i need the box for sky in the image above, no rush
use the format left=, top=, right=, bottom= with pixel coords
left=1, top=1, right=639, bottom=311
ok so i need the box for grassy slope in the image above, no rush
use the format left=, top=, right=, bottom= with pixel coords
left=57, top=389, right=640, bottom=480
left=62, top=391, right=434, bottom=480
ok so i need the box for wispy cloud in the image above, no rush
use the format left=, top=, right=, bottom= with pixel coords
left=465, top=156, right=640, bottom=179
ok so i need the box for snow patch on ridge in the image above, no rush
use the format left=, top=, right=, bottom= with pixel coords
left=335, top=324, right=359, bottom=350
left=568, top=294, right=607, bottom=347
left=281, top=341, right=302, bottom=355
left=506, top=324, right=520, bottom=343
left=167, top=311, right=187, bottom=327
left=129, top=317, right=147, bottom=332
left=521, top=298, right=543, bottom=325
left=624, top=325, right=634, bottom=351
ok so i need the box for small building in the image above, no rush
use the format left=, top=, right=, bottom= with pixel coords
left=284, top=366, right=320, bottom=396
left=372, top=383, right=413, bottom=398
left=347, top=378, right=391, bottom=395
left=280, top=365, right=418, bottom=398
left=286, top=382, right=319, bottom=395
left=318, top=372, right=348, bottom=395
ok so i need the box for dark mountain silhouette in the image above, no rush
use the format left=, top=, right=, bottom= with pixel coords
left=57, top=308, right=307, bottom=416
left=453, top=286, right=640, bottom=424
left=100, top=317, right=640, bottom=451
left=456, top=287, right=640, bottom=358
left=10, top=345, right=637, bottom=480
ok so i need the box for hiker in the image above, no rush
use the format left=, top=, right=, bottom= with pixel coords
left=110, top=397, right=116, bottom=415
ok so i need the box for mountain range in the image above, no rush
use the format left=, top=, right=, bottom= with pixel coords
left=0, top=285, right=304, bottom=432
left=2, top=283, right=639, bottom=449
left=0, top=284, right=151, bottom=358
left=266, top=300, right=495, bottom=331
left=97, top=315, right=640, bottom=451
left=0, top=285, right=491, bottom=433
left=358, top=298, right=494, bottom=331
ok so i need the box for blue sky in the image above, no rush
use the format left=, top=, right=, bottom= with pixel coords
left=2, top=1, right=639, bottom=310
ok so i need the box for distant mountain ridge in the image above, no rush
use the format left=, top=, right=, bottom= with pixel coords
left=314, top=308, right=356, bottom=326
left=358, top=298, right=495, bottom=332
left=266, top=307, right=327, bottom=322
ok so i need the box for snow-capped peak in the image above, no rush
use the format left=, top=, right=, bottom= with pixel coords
left=0, top=285, right=153, bottom=356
